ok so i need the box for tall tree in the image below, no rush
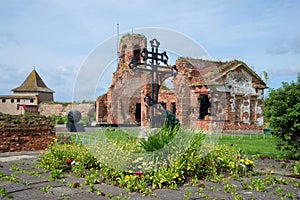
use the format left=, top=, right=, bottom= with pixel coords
left=264, top=73, right=300, bottom=159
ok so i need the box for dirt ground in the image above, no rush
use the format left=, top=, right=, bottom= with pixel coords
left=0, top=152, right=299, bottom=200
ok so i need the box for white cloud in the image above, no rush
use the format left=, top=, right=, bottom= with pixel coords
left=0, top=0, right=299, bottom=101
left=267, top=37, right=300, bottom=55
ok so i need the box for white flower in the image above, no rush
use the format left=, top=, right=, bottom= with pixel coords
left=71, top=161, right=78, bottom=166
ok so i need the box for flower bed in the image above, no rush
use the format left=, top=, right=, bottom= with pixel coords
left=39, top=128, right=255, bottom=195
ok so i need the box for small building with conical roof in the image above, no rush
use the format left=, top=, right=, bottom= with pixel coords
left=11, top=69, right=55, bottom=102
left=0, top=69, right=54, bottom=115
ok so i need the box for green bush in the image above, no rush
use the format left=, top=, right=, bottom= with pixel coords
left=51, top=115, right=67, bottom=125
left=264, top=73, right=300, bottom=159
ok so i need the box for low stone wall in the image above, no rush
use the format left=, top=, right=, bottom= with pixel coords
left=222, top=121, right=264, bottom=133
left=0, top=113, right=55, bottom=153
left=39, top=103, right=95, bottom=117
left=193, top=120, right=263, bottom=133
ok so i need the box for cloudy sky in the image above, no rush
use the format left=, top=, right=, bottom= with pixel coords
left=0, top=0, right=299, bottom=102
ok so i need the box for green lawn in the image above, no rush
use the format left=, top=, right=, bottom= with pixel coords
left=58, top=130, right=284, bottom=159
left=218, top=134, right=283, bottom=158
left=57, top=128, right=139, bottom=145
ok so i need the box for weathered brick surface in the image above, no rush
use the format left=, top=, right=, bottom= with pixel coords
left=0, top=113, right=55, bottom=153
left=96, top=35, right=267, bottom=133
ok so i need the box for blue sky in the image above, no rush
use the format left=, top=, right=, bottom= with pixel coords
left=0, top=0, right=299, bottom=102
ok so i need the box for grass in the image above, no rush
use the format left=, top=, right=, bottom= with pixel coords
left=57, top=129, right=140, bottom=148
left=218, top=134, right=283, bottom=158
left=58, top=130, right=284, bottom=159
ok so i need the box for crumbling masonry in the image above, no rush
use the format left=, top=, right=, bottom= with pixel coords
left=96, top=34, right=267, bottom=133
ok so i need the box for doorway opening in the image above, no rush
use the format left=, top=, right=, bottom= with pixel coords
left=135, top=103, right=141, bottom=125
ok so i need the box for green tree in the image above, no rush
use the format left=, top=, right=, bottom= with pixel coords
left=264, top=73, right=300, bottom=159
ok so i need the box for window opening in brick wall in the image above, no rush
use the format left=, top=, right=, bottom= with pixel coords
left=171, top=102, right=176, bottom=116
left=135, top=103, right=141, bottom=124
left=198, top=94, right=211, bottom=119
left=133, top=45, right=141, bottom=63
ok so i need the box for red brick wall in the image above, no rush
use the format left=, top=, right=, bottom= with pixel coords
left=0, top=113, right=55, bottom=152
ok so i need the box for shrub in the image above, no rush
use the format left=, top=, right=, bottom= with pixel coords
left=264, top=73, right=300, bottom=159
left=52, top=115, right=67, bottom=125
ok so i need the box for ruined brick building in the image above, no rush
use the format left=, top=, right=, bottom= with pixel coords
left=96, top=34, right=267, bottom=133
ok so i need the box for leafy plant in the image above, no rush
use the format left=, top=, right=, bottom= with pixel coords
left=0, top=188, right=13, bottom=198
left=139, top=123, right=180, bottom=152
left=184, top=188, right=191, bottom=200
left=293, top=161, right=300, bottom=175
left=39, top=185, right=53, bottom=193
left=223, top=182, right=236, bottom=194
left=0, top=173, right=18, bottom=182
left=250, top=178, right=266, bottom=192
left=39, top=140, right=97, bottom=176
left=264, top=73, right=300, bottom=159
left=83, top=168, right=101, bottom=185
left=50, top=169, right=63, bottom=180
left=276, top=186, right=283, bottom=196
left=284, top=192, right=296, bottom=200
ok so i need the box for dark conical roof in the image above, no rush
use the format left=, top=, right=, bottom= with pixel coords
left=11, top=70, right=55, bottom=93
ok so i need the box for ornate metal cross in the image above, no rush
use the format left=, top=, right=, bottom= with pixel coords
left=129, top=38, right=177, bottom=127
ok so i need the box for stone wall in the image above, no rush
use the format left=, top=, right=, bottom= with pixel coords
left=39, top=103, right=95, bottom=117
left=0, top=113, right=55, bottom=152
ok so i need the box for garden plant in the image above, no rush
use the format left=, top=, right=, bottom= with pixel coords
left=39, top=123, right=257, bottom=196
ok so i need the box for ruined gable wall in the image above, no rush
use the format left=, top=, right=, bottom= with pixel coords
left=222, top=66, right=264, bottom=132
left=173, top=60, right=265, bottom=132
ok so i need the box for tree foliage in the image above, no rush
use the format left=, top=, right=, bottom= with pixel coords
left=264, top=74, right=300, bottom=159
